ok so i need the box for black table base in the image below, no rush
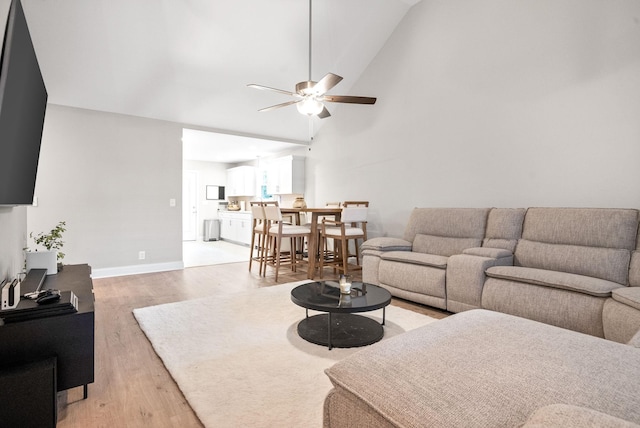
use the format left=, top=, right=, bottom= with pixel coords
left=297, top=313, right=384, bottom=349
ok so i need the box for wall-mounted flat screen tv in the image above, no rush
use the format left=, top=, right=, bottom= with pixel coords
left=0, top=0, right=47, bottom=206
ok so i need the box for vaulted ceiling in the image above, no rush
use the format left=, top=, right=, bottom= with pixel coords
left=21, top=0, right=420, bottom=151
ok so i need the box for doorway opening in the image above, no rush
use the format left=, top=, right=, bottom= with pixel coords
left=182, top=129, right=252, bottom=267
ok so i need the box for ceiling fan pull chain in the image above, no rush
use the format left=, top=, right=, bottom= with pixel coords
left=308, top=0, right=313, bottom=82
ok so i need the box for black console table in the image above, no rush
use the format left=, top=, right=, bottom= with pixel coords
left=0, top=264, right=95, bottom=397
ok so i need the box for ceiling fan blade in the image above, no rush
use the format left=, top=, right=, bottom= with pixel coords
left=247, top=84, right=296, bottom=97
left=257, top=100, right=299, bottom=112
left=312, top=73, right=343, bottom=95
left=317, top=106, right=331, bottom=119
left=322, top=95, right=377, bottom=105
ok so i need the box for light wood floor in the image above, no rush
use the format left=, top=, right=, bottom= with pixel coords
left=56, top=262, right=449, bottom=427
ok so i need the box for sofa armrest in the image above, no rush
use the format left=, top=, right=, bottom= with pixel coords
left=361, top=238, right=412, bottom=286
left=360, top=237, right=412, bottom=252
left=463, top=247, right=513, bottom=259
left=446, top=252, right=514, bottom=313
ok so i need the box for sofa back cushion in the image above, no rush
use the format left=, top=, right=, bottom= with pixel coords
left=515, top=208, right=639, bottom=285
left=521, top=207, right=638, bottom=249
left=413, top=234, right=482, bottom=257
left=402, top=208, right=490, bottom=244
left=515, top=240, right=631, bottom=285
left=483, top=208, right=526, bottom=252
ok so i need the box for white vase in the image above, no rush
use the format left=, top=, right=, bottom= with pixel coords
left=26, top=250, right=58, bottom=275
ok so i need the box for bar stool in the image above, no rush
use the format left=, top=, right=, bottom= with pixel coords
left=318, top=206, right=368, bottom=277
left=248, top=202, right=267, bottom=273
left=341, top=201, right=369, bottom=261
left=263, top=205, right=311, bottom=281
left=317, top=202, right=341, bottom=262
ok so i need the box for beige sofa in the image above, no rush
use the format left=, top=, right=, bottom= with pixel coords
left=324, top=309, right=640, bottom=427
left=323, top=207, right=640, bottom=427
left=361, top=207, right=640, bottom=342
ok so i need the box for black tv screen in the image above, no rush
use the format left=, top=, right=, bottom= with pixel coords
left=0, top=0, right=47, bottom=206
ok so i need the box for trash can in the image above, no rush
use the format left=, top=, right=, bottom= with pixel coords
left=203, top=219, right=220, bottom=241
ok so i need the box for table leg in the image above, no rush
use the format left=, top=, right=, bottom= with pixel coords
left=327, top=312, right=332, bottom=350
left=382, top=307, right=386, bottom=326
left=306, top=213, right=320, bottom=279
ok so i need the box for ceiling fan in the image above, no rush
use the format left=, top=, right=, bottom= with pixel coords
left=247, top=0, right=377, bottom=119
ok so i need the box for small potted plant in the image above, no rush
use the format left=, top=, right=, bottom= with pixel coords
left=25, top=221, right=66, bottom=275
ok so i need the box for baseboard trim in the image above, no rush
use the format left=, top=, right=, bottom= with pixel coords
left=91, top=261, right=184, bottom=279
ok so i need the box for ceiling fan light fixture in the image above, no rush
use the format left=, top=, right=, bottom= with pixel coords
left=296, top=97, right=324, bottom=116
left=296, top=81, right=316, bottom=96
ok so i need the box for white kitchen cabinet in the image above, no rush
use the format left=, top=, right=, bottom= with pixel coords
left=219, top=211, right=252, bottom=246
left=265, top=155, right=305, bottom=195
left=226, top=166, right=256, bottom=196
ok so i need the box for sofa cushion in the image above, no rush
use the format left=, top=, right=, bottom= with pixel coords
left=486, top=266, right=622, bottom=297
left=612, top=287, right=640, bottom=311
left=378, top=260, right=447, bottom=306
left=324, top=310, right=640, bottom=428
left=412, top=234, right=481, bottom=257
left=380, top=251, right=448, bottom=268
left=482, top=208, right=526, bottom=252
left=522, top=207, right=639, bottom=250
left=485, top=208, right=526, bottom=239
left=360, top=237, right=412, bottom=252
left=483, top=277, right=606, bottom=337
left=515, top=239, right=631, bottom=285
left=402, top=208, right=489, bottom=243
left=523, top=404, right=640, bottom=428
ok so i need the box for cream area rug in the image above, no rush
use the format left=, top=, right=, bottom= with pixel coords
left=133, top=281, right=437, bottom=428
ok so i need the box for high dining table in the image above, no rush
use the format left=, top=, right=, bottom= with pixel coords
left=280, top=207, right=342, bottom=279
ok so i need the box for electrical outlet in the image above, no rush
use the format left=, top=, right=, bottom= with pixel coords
left=138, top=251, right=146, bottom=260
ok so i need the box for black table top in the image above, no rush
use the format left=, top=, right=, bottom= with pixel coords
left=291, top=281, right=391, bottom=314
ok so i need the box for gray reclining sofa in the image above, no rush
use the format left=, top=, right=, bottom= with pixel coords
left=361, top=207, right=640, bottom=341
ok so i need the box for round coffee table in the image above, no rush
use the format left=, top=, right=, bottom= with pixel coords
left=291, top=281, right=392, bottom=350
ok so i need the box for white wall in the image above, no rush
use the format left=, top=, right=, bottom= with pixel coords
left=306, top=0, right=640, bottom=238
left=5, top=0, right=640, bottom=278
left=27, top=105, right=183, bottom=277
